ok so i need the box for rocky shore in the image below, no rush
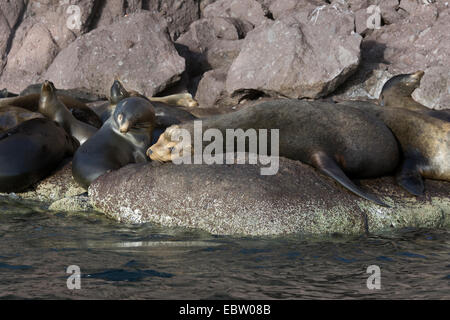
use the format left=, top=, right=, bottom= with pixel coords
left=1, top=0, right=449, bottom=236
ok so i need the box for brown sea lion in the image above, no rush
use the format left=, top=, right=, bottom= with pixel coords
left=339, top=100, right=450, bottom=196
left=0, top=88, right=103, bottom=128
left=39, top=81, right=98, bottom=145
left=0, top=106, right=44, bottom=132
left=380, top=71, right=450, bottom=122
left=148, top=99, right=400, bottom=206
left=72, top=97, right=156, bottom=189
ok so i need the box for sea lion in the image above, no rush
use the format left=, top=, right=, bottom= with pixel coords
left=149, top=93, right=199, bottom=108
left=380, top=71, right=450, bottom=122
left=39, top=80, right=98, bottom=145
left=100, top=79, right=198, bottom=128
left=339, top=100, right=450, bottom=196
left=0, top=118, right=79, bottom=193
left=148, top=99, right=400, bottom=206
left=72, top=97, right=156, bottom=189
left=0, top=106, right=44, bottom=132
left=0, top=87, right=103, bottom=128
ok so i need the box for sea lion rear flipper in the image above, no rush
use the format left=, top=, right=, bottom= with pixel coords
left=311, top=151, right=389, bottom=207
left=396, top=157, right=424, bottom=196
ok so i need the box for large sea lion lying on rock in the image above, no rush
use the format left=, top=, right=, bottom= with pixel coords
left=39, top=81, right=98, bottom=145
left=0, top=118, right=79, bottom=193
left=72, top=97, right=156, bottom=189
left=148, top=99, right=400, bottom=206
left=339, top=100, right=450, bottom=196
left=380, top=70, right=450, bottom=122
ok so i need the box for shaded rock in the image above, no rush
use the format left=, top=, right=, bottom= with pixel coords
left=203, top=0, right=268, bottom=27
left=17, top=162, right=85, bottom=203
left=226, top=3, right=362, bottom=99
left=334, top=3, right=450, bottom=107
left=143, top=0, right=201, bottom=41
left=0, top=0, right=26, bottom=72
left=89, top=157, right=450, bottom=236
left=49, top=195, right=93, bottom=212
left=45, top=12, right=185, bottom=97
left=176, top=18, right=244, bottom=77
left=93, top=0, right=130, bottom=27
left=0, top=13, right=11, bottom=71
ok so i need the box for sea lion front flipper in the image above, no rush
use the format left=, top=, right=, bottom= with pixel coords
left=311, top=151, right=389, bottom=207
left=396, top=157, right=424, bottom=196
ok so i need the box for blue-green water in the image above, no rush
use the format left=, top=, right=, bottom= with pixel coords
left=0, top=197, right=448, bottom=299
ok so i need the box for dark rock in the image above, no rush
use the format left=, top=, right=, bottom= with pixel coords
left=44, top=12, right=185, bottom=97
left=89, top=156, right=450, bottom=236
left=226, top=3, right=362, bottom=99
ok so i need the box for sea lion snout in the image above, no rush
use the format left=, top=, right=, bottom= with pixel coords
left=411, top=70, right=425, bottom=80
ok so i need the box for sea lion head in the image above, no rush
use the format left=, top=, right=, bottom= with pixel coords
left=380, top=71, right=424, bottom=105
left=41, top=80, right=57, bottom=97
left=110, top=79, right=130, bottom=105
left=113, top=97, right=155, bottom=134
left=146, top=125, right=192, bottom=162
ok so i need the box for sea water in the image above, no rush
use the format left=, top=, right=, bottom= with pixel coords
left=0, top=197, right=448, bottom=299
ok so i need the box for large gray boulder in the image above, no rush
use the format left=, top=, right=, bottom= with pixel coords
left=225, top=3, right=362, bottom=99
left=0, top=0, right=98, bottom=92
left=44, top=12, right=185, bottom=97
left=89, top=157, right=450, bottom=236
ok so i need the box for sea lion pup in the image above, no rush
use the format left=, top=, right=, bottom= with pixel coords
left=39, top=80, right=98, bottom=145
left=0, top=106, right=44, bottom=132
left=148, top=99, right=400, bottom=206
left=380, top=71, right=450, bottom=122
left=72, top=97, right=156, bottom=189
left=0, top=118, right=79, bottom=193
left=339, top=100, right=450, bottom=196
left=0, top=86, right=103, bottom=128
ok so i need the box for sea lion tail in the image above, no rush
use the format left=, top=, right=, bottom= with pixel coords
left=311, top=151, right=390, bottom=207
